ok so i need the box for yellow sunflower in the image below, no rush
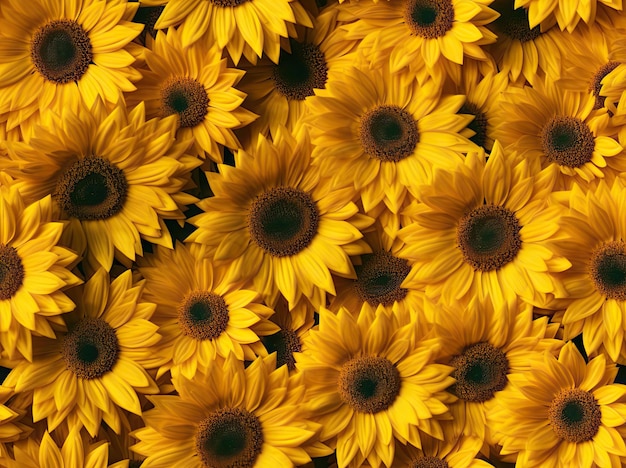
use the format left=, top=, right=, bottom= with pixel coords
left=132, top=353, right=327, bottom=467
left=515, top=0, right=622, bottom=32
left=0, top=427, right=110, bottom=468
left=549, top=179, right=626, bottom=364
left=493, top=79, right=624, bottom=190
left=490, top=342, right=626, bottom=467
left=295, top=305, right=455, bottom=468
left=338, top=0, right=498, bottom=81
left=137, top=242, right=278, bottom=379
left=398, top=142, right=571, bottom=309
left=186, top=128, right=372, bottom=308
left=152, top=0, right=313, bottom=64
left=0, top=177, right=82, bottom=362
left=0, top=0, right=143, bottom=131
left=432, top=296, right=562, bottom=443
left=306, top=65, right=476, bottom=215
left=2, top=99, right=201, bottom=272
left=395, top=434, right=492, bottom=467
left=0, top=269, right=161, bottom=437
left=125, top=28, right=257, bottom=163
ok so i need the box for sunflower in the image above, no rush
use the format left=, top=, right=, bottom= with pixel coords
left=493, top=79, right=624, bottom=190
left=395, top=434, right=492, bottom=467
left=431, top=296, right=562, bottom=444
left=338, top=0, right=498, bottom=82
left=186, top=128, right=372, bottom=308
left=485, top=0, right=565, bottom=85
left=137, top=242, right=278, bottom=379
left=549, top=179, right=626, bottom=364
left=306, top=65, right=476, bottom=215
left=295, top=305, right=455, bottom=468
left=237, top=7, right=357, bottom=140
left=152, top=0, right=313, bottom=64
left=0, top=427, right=110, bottom=468
left=0, top=0, right=142, bottom=132
left=2, top=99, right=200, bottom=272
left=490, top=341, right=626, bottom=467
left=125, top=28, right=257, bottom=163
left=132, top=353, right=326, bottom=467
left=0, top=269, right=161, bottom=437
left=398, top=141, right=571, bottom=309
left=0, top=176, right=82, bottom=362
left=515, top=0, right=622, bottom=32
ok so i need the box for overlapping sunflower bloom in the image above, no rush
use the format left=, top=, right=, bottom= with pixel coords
left=2, top=0, right=626, bottom=467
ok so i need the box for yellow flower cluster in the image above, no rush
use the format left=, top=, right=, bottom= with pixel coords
left=0, top=0, right=626, bottom=467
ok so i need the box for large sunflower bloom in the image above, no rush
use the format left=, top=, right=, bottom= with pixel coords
left=132, top=353, right=327, bottom=467
left=125, top=28, right=257, bottom=163
left=0, top=177, right=81, bottom=362
left=186, top=128, right=372, bottom=308
left=0, top=0, right=143, bottom=131
left=398, top=142, right=571, bottom=309
left=432, top=297, right=562, bottom=443
left=137, top=242, right=278, bottom=380
left=2, top=99, right=201, bottom=272
left=491, top=342, right=626, bottom=467
left=307, top=65, right=475, bottom=215
left=550, top=179, right=626, bottom=364
left=0, top=269, right=161, bottom=437
left=493, top=79, right=624, bottom=190
left=295, top=305, right=455, bottom=468
left=338, top=0, right=498, bottom=81
left=151, top=0, right=313, bottom=64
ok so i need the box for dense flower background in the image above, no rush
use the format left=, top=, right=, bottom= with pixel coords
left=2, top=0, right=626, bottom=466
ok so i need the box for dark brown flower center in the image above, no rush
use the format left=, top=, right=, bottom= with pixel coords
left=30, top=19, right=93, bottom=84
left=354, top=251, right=411, bottom=306
left=548, top=388, right=601, bottom=443
left=492, top=2, right=541, bottom=43
left=590, top=241, right=626, bottom=301
left=196, top=408, right=263, bottom=468
left=541, top=116, right=595, bottom=168
left=405, top=0, right=455, bottom=39
left=460, top=102, right=488, bottom=148
left=457, top=204, right=522, bottom=271
left=261, top=329, right=302, bottom=371
left=450, top=342, right=509, bottom=402
left=338, top=356, right=401, bottom=414
left=359, top=105, right=419, bottom=162
left=178, top=291, right=229, bottom=341
left=209, top=0, right=251, bottom=6
left=62, top=318, right=119, bottom=380
left=272, top=40, right=328, bottom=101
left=590, top=61, right=620, bottom=110
left=160, top=77, right=209, bottom=128
left=248, top=187, right=319, bottom=257
left=54, top=156, right=128, bottom=221
left=411, top=457, right=450, bottom=468
left=0, top=244, right=24, bottom=301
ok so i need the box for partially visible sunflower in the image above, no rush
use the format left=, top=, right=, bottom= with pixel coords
left=493, top=79, right=624, bottom=190
left=0, top=0, right=143, bottom=131
left=307, top=65, right=476, bottom=215
left=296, top=305, right=455, bottom=468
left=515, top=0, right=622, bottom=32
left=432, top=297, right=562, bottom=443
left=132, top=353, right=327, bottom=467
left=395, top=434, right=492, bottom=467
left=187, top=128, right=373, bottom=308
left=490, top=342, right=626, bottom=467
left=138, top=242, right=278, bottom=380
left=125, top=28, right=257, bottom=162
left=338, top=0, right=498, bottom=82
left=0, top=269, right=161, bottom=437
left=398, top=142, right=571, bottom=309
left=550, top=179, right=626, bottom=364
left=152, top=0, right=313, bottom=64
left=2, top=99, right=201, bottom=272
left=0, top=177, right=81, bottom=362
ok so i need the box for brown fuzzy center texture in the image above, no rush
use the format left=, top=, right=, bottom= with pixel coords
left=548, top=388, right=602, bottom=443
left=541, top=116, right=595, bottom=168
left=62, top=318, right=119, bottom=380
left=178, top=291, right=230, bottom=341
left=272, top=41, right=328, bottom=101
left=590, top=241, right=626, bottom=301
left=405, top=0, right=455, bottom=39
left=450, top=341, right=509, bottom=402
left=360, top=105, right=419, bottom=162
left=0, top=244, right=24, bottom=301
left=354, top=251, right=411, bottom=306
left=161, top=77, right=210, bottom=128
